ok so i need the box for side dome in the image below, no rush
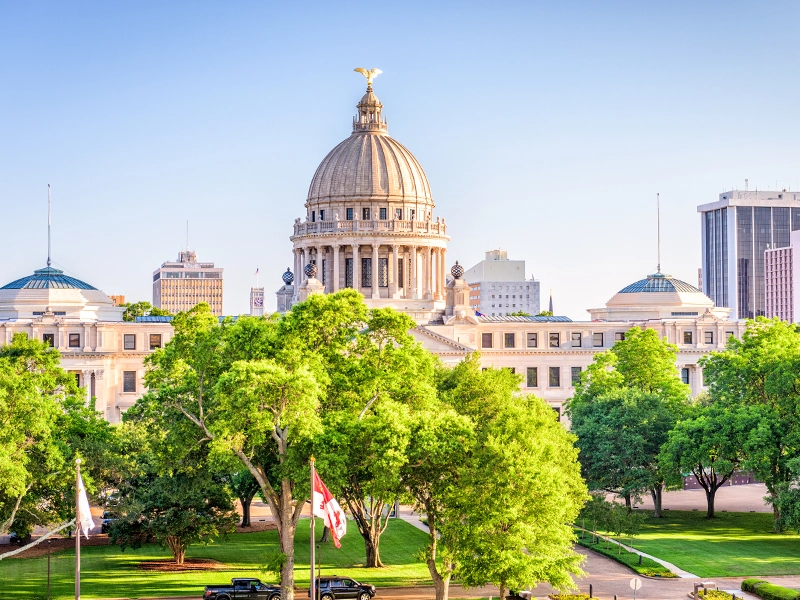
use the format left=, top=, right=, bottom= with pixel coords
left=1, top=266, right=97, bottom=290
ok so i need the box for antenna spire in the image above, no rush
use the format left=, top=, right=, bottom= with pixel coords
left=47, top=184, right=52, bottom=267
left=656, top=193, right=661, bottom=274
left=186, top=220, right=189, bottom=250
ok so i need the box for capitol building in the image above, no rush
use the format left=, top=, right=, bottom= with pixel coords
left=0, top=71, right=744, bottom=422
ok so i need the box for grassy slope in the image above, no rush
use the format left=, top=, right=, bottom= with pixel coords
left=3, top=519, right=432, bottom=600
left=618, top=511, right=800, bottom=578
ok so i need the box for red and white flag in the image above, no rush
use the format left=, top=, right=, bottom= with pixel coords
left=312, top=471, right=346, bottom=547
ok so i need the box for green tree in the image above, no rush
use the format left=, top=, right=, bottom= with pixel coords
left=0, top=334, right=112, bottom=537
left=449, top=397, right=587, bottom=599
left=536, top=311, right=554, bottom=317
left=139, top=293, right=368, bottom=600
left=659, top=402, right=752, bottom=517
left=567, top=327, right=689, bottom=515
left=225, top=469, right=261, bottom=527
left=700, top=317, right=800, bottom=529
left=510, top=310, right=531, bottom=317
left=111, top=465, right=238, bottom=564
left=120, top=301, right=171, bottom=322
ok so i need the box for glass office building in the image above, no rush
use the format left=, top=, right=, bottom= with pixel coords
left=699, top=191, right=800, bottom=319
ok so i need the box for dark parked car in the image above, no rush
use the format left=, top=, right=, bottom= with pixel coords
left=204, top=578, right=281, bottom=600
left=101, top=512, right=116, bottom=534
left=309, top=576, right=376, bottom=600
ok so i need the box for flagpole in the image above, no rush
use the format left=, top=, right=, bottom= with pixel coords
left=75, top=458, right=81, bottom=600
left=310, top=456, right=316, bottom=600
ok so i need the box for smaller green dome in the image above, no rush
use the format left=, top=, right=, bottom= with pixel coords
left=618, top=273, right=700, bottom=294
left=1, top=267, right=97, bottom=290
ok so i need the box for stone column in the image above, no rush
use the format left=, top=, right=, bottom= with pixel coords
left=83, top=324, right=92, bottom=351
left=333, top=245, right=340, bottom=292
left=57, top=325, right=66, bottom=350
left=440, top=247, right=447, bottom=292
left=82, top=370, right=92, bottom=404
left=390, top=245, right=399, bottom=299
left=352, top=244, right=360, bottom=290
left=371, top=244, right=380, bottom=299
left=424, top=246, right=433, bottom=300
left=410, top=245, right=418, bottom=299
left=300, top=247, right=307, bottom=283
left=293, top=248, right=300, bottom=299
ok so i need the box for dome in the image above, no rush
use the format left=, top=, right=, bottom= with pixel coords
left=1, top=266, right=97, bottom=290
left=587, top=271, right=732, bottom=321
left=306, top=84, right=433, bottom=207
left=0, top=266, right=122, bottom=322
left=617, top=273, right=701, bottom=294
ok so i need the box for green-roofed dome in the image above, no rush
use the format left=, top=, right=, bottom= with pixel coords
left=1, top=267, right=97, bottom=291
left=618, top=273, right=701, bottom=294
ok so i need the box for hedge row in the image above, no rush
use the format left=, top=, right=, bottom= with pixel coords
left=576, top=536, right=676, bottom=577
left=742, top=579, right=800, bottom=600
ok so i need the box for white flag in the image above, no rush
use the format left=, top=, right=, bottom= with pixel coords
left=77, top=474, right=93, bottom=539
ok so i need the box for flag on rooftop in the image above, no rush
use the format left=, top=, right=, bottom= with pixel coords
left=475, top=310, right=484, bottom=317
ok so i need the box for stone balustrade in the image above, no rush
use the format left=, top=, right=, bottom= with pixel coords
left=293, top=219, right=447, bottom=237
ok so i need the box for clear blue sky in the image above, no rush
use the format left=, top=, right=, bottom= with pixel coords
left=2, top=1, right=799, bottom=318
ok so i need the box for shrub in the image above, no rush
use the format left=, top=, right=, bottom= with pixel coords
left=741, top=580, right=800, bottom=600
left=576, top=536, right=676, bottom=577
left=699, top=590, right=735, bottom=600
left=743, top=580, right=768, bottom=593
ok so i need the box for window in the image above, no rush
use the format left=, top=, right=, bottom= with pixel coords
left=311, top=210, right=316, bottom=222
left=362, top=258, right=372, bottom=288
left=504, top=333, right=515, bottom=348
left=362, top=208, right=370, bottom=220
left=726, top=330, right=734, bottom=340
left=346, top=208, right=354, bottom=220
left=379, top=207, right=387, bottom=220
left=549, top=332, right=560, bottom=348
left=69, top=333, right=80, bottom=348
left=704, top=331, right=714, bottom=344
left=571, top=366, right=581, bottom=385
left=378, top=258, right=388, bottom=287
left=553, top=406, right=561, bottom=421
left=149, top=334, right=162, bottom=350
left=505, top=367, right=516, bottom=374
left=571, top=332, right=582, bottom=347
left=681, top=368, right=689, bottom=385
left=395, top=208, right=402, bottom=220
left=124, top=334, right=136, bottom=350
left=615, top=332, right=625, bottom=342
left=410, top=209, right=415, bottom=220
left=43, top=333, right=55, bottom=347
left=75, top=373, right=81, bottom=387
left=549, top=366, right=560, bottom=387
left=319, top=209, right=325, bottom=221
left=123, top=371, right=136, bottom=393
left=527, top=332, right=538, bottom=348
left=481, top=332, right=493, bottom=348
left=593, top=332, right=603, bottom=347
left=397, top=259, right=404, bottom=288
left=527, top=367, right=538, bottom=387
left=345, top=258, right=353, bottom=288
left=683, top=331, right=693, bottom=344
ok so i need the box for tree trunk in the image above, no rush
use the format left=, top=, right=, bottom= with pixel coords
left=320, top=526, right=330, bottom=543
left=705, top=488, right=716, bottom=519
left=773, top=495, right=782, bottom=533
left=624, top=493, right=632, bottom=512
left=276, top=485, right=298, bottom=600
left=425, top=516, right=452, bottom=600
left=241, top=497, right=252, bottom=527
left=363, top=527, right=383, bottom=567
left=166, top=535, right=187, bottom=565
left=650, top=485, right=663, bottom=518
left=498, top=584, right=506, bottom=600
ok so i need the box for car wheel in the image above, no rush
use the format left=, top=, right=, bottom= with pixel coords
left=321, top=594, right=334, bottom=600
left=218, top=595, right=230, bottom=600
left=359, top=593, right=371, bottom=600
left=269, top=594, right=281, bottom=600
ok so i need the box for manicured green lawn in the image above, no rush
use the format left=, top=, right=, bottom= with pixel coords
left=1, top=519, right=432, bottom=599
left=615, top=511, right=800, bottom=578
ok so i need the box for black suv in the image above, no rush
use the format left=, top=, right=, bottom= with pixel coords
left=309, top=577, right=376, bottom=600
left=101, top=512, right=116, bottom=534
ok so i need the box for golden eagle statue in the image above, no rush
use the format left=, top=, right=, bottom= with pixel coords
left=354, top=68, right=383, bottom=87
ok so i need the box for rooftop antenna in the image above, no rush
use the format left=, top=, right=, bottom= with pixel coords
left=47, top=184, right=52, bottom=267
left=186, top=220, right=189, bottom=251
left=656, top=192, right=661, bottom=274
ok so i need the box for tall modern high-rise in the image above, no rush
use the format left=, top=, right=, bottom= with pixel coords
left=152, top=250, right=224, bottom=316
left=698, top=190, right=800, bottom=319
